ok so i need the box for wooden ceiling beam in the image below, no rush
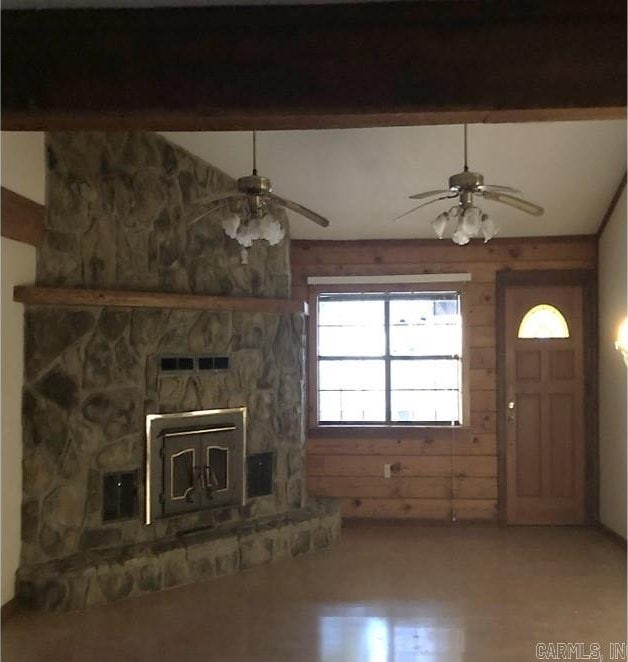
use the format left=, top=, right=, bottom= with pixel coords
left=2, top=1, right=626, bottom=131
left=1, top=188, right=45, bottom=247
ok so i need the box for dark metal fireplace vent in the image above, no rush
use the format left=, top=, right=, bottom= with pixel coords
left=159, top=355, right=230, bottom=375
left=145, top=407, right=246, bottom=525
left=102, top=471, right=138, bottom=522
left=247, top=453, right=274, bottom=498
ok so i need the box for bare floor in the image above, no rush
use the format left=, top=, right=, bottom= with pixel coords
left=2, top=525, right=626, bottom=662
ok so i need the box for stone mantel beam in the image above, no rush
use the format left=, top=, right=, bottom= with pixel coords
left=14, top=285, right=308, bottom=315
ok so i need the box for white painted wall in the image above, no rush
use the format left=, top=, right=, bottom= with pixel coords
left=598, top=185, right=627, bottom=539
left=1, top=131, right=45, bottom=605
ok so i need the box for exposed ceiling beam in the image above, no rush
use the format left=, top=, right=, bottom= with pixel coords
left=2, top=1, right=626, bottom=131
left=1, top=187, right=45, bottom=247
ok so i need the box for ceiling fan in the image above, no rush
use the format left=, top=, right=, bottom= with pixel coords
left=393, top=125, right=544, bottom=244
left=188, top=131, right=330, bottom=232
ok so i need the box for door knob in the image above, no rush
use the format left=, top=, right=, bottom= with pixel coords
left=507, top=400, right=515, bottom=423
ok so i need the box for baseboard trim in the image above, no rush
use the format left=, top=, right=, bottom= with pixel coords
left=1, top=598, right=19, bottom=623
left=342, top=518, right=498, bottom=528
left=597, top=522, right=627, bottom=551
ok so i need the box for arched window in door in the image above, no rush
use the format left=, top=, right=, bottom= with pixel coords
left=517, top=304, right=570, bottom=339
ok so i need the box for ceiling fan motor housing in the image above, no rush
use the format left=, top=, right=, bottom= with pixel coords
left=449, top=171, right=484, bottom=191
left=237, top=174, right=273, bottom=196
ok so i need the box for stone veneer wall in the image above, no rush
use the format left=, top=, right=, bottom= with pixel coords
left=41, top=132, right=290, bottom=297
left=22, top=307, right=307, bottom=565
left=17, top=132, right=339, bottom=611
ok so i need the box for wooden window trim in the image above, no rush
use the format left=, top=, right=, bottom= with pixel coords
left=307, top=282, right=471, bottom=436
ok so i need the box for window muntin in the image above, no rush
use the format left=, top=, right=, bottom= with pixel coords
left=316, top=291, right=462, bottom=425
left=517, top=304, right=570, bottom=339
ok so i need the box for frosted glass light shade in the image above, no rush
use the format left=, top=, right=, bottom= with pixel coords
left=431, top=212, right=449, bottom=239
left=221, top=213, right=241, bottom=240
left=461, top=207, right=482, bottom=237
left=432, top=204, right=500, bottom=246
left=451, top=220, right=470, bottom=245
left=480, top=213, right=500, bottom=243
left=259, top=216, right=285, bottom=245
left=223, top=212, right=285, bottom=249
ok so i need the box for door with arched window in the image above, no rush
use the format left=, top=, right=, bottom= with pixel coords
left=502, top=283, right=586, bottom=524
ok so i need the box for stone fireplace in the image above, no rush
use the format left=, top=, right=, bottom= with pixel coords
left=16, top=132, right=340, bottom=612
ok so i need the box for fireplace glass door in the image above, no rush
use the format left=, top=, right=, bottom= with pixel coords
left=162, top=427, right=237, bottom=516
left=146, top=408, right=246, bottom=524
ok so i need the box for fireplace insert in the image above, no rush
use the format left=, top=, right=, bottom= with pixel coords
left=145, top=407, right=246, bottom=524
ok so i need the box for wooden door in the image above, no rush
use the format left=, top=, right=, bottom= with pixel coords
left=504, top=285, right=585, bottom=524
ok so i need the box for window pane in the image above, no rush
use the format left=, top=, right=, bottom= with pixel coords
left=319, top=360, right=385, bottom=391
left=389, top=297, right=459, bottom=325
left=319, top=299, right=386, bottom=357
left=319, top=326, right=385, bottom=357
left=391, top=359, right=460, bottom=391
left=391, top=390, right=460, bottom=422
left=389, top=298, right=461, bottom=356
left=517, top=304, right=570, bottom=339
left=390, top=325, right=461, bottom=357
left=318, top=299, right=384, bottom=327
left=319, top=390, right=386, bottom=422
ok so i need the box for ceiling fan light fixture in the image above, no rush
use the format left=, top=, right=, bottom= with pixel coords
left=192, top=130, right=328, bottom=264
left=395, top=123, right=543, bottom=242
left=230, top=213, right=285, bottom=248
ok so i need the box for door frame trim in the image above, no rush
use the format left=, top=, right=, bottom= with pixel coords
left=495, top=269, right=598, bottom=525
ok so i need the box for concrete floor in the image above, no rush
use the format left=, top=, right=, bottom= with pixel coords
left=2, top=525, right=626, bottom=662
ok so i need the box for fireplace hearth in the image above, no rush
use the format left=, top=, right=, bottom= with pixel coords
left=146, top=408, right=246, bottom=524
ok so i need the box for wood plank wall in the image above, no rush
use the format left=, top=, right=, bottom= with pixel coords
left=291, top=236, right=597, bottom=521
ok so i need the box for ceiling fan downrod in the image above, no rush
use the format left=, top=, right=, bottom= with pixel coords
left=252, top=130, right=258, bottom=176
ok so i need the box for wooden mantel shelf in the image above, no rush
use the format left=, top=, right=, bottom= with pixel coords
left=13, top=286, right=308, bottom=315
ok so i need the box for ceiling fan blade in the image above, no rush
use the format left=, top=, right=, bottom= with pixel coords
left=392, top=195, right=458, bottom=222
left=194, top=192, right=247, bottom=206
left=186, top=193, right=247, bottom=225
left=477, top=184, right=521, bottom=194
left=409, top=189, right=454, bottom=200
left=481, top=190, right=544, bottom=216
left=268, top=193, right=330, bottom=228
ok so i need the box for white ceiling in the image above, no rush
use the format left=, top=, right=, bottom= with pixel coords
left=163, top=121, right=626, bottom=241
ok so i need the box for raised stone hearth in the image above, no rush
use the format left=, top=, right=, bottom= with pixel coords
left=18, top=503, right=339, bottom=612
left=16, top=131, right=340, bottom=612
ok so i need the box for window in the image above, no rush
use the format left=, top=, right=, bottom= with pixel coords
left=517, top=304, right=570, bottom=339
left=314, top=290, right=464, bottom=426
